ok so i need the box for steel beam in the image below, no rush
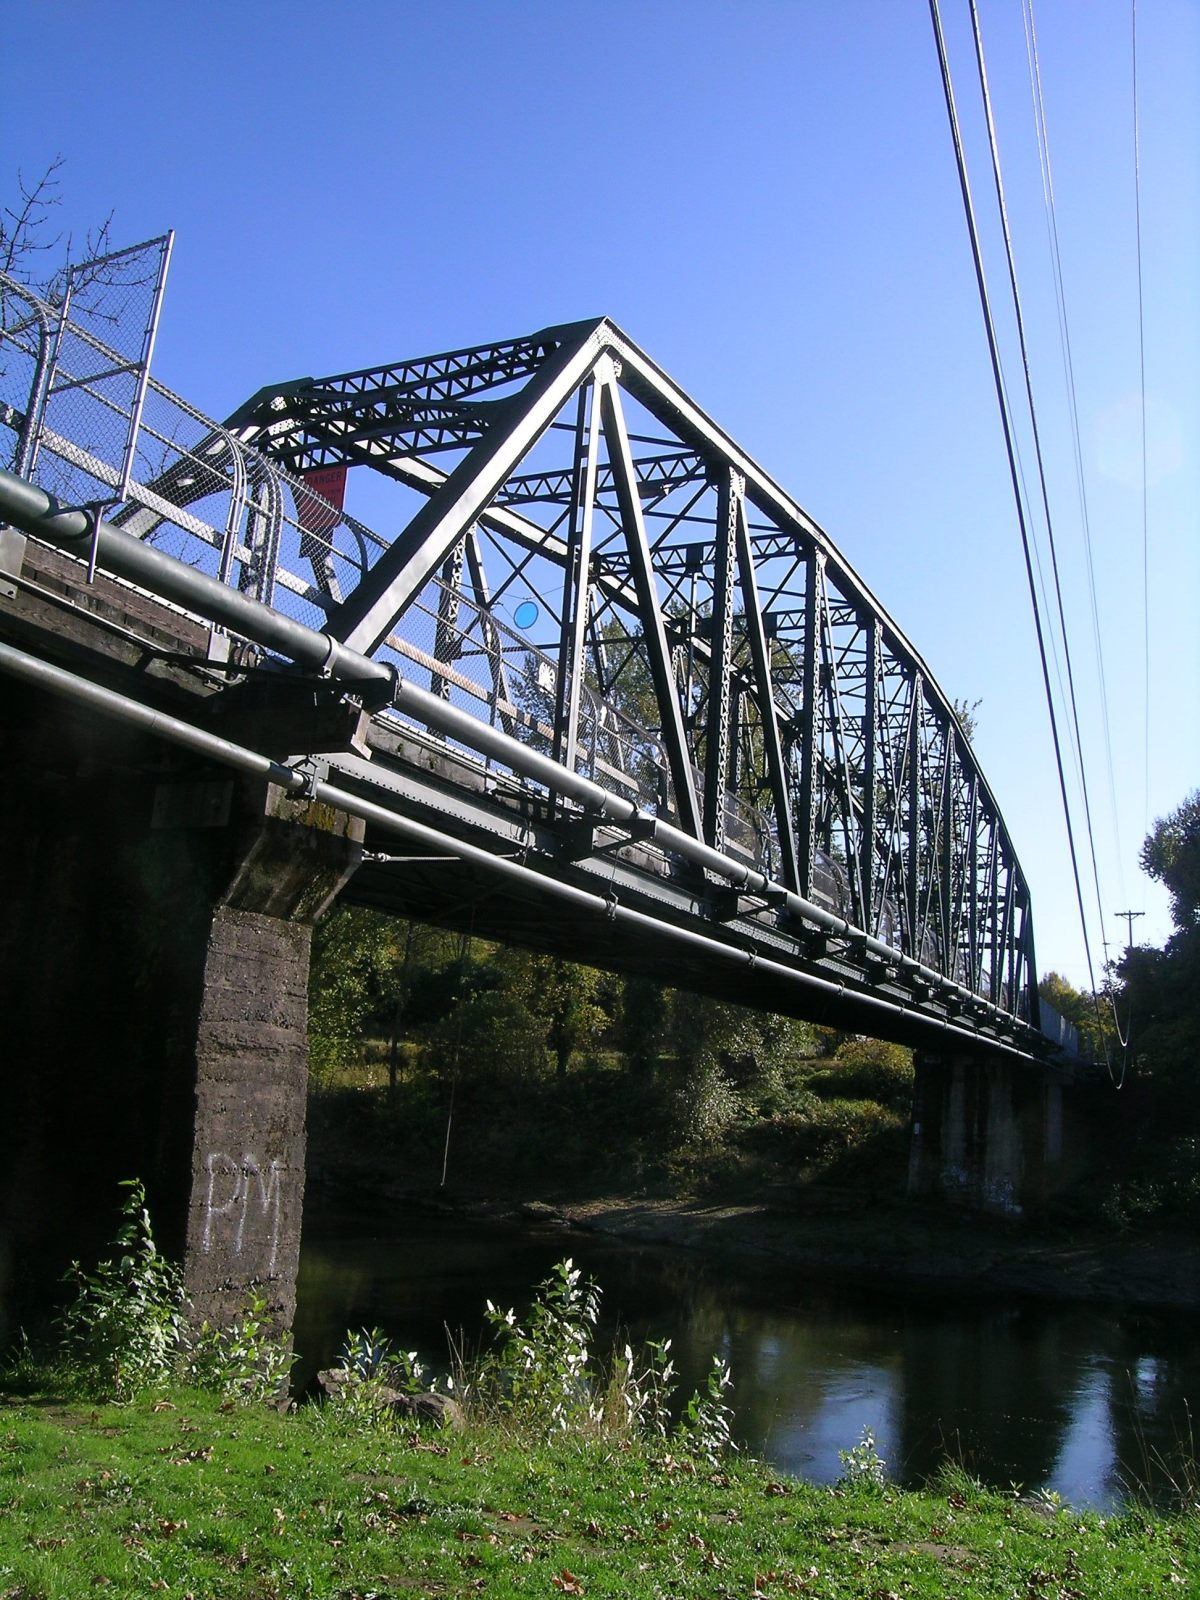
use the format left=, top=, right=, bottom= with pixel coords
left=735, top=487, right=798, bottom=890
left=860, top=617, right=879, bottom=935
left=552, top=378, right=602, bottom=783
left=597, top=370, right=701, bottom=838
left=330, top=321, right=607, bottom=655
left=797, top=546, right=821, bottom=898
left=703, top=469, right=738, bottom=851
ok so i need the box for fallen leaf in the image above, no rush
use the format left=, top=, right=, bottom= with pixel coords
left=552, top=1571, right=584, bottom=1594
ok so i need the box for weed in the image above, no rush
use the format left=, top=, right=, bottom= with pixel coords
left=677, top=1353, right=736, bottom=1465
left=601, top=1335, right=677, bottom=1440
left=478, top=1257, right=600, bottom=1434
left=57, top=1179, right=184, bottom=1400
left=319, top=1326, right=438, bottom=1430
left=838, top=1424, right=888, bottom=1488
left=182, top=1290, right=295, bottom=1404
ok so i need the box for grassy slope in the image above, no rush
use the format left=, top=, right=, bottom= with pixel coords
left=2, top=1390, right=1196, bottom=1599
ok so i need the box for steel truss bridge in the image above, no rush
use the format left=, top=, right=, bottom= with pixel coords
left=0, top=257, right=1071, bottom=1063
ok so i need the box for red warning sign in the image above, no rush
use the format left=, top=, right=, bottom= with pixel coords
left=295, top=464, right=348, bottom=538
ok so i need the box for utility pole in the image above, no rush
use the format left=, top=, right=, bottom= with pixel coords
left=1114, top=909, right=1144, bottom=953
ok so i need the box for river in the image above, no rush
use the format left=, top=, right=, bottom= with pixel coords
left=294, top=1209, right=1198, bottom=1510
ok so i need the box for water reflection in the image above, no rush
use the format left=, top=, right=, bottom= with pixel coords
left=294, top=1212, right=1198, bottom=1509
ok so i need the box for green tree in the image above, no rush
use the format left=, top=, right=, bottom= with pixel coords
left=1103, top=791, right=1200, bottom=1220
left=426, top=946, right=608, bottom=1083
left=1118, top=791, right=1200, bottom=1117
left=308, top=907, right=405, bottom=1078
left=1037, top=970, right=1115, bottom=1062
left=1140, top=789, right=1200, bottom=930
left=542, top=956, right=608, bottom=1077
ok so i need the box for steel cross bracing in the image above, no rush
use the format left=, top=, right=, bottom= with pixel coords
left=0, top=284, right=1045, bottom=1054
left=220, top=318, right=1036, bottom=1013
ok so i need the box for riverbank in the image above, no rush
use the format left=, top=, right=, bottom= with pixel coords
left=2, top=1387, right=1195, bottom=1598
left=553, top=1191, right=1200, bottom=1311
left=313, top=1172, right=1200, bottom=1313
left=306, top=1044, right=1199, bottom=1314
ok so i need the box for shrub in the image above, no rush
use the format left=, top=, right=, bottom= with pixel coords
left=600, top=1336, right=677, bottom=1440
left=672, top=1058, right=740, bottom=1149
left=318, top=1326, right=438, bottom=1431
left=57, top=1182, right=294, bottom=1405
left=677, top=1354, right=736, bottom=1465
left=182, top=1291, right=295, bottom=1404
left=478, top=1257, right=600, bottom=1434
left=811, top=1037, right=914, bottom=1109
left=58, top=1180, right=184, bottom=1400
left=462, top=1259, right=736, bottom=1462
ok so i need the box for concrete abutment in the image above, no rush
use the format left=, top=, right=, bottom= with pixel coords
left=0, top=680, right=362, bottom=1341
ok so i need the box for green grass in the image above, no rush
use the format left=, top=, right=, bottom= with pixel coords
left=1, top=1387, right=1195, bottom=1598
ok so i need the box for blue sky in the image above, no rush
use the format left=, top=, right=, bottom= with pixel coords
left=5, top=0, right=1197, bottom=986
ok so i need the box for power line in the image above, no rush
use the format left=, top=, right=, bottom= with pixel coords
left=966, top=0, right=1111, bottom=975
left=1131, top=0, right=1151, bottom=837
left=1021, top=0, right=1126, bottom=906
left=926, top=0, right=1103, bottom=1011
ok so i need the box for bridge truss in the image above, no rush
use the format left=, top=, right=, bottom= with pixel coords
left=0, top=265, right=1048, bottom=1057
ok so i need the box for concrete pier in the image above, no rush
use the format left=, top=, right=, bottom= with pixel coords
left=0, top=666, right=361, bottom=1340
left=907, top=1049, right=1090, bottom=1216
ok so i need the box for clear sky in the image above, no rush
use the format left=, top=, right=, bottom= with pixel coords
left=5, top=0, right=1197, bottom=987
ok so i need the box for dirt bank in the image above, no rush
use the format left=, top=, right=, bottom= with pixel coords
left=308, top=1150, right=1199, bottom=1312
left=527, top=1191, right=1200, bottom=1310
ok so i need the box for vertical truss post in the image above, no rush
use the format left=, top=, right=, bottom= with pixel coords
left=860, top=617, right=879, bottom=935
left=1008, top=886, right=1024, bottom=1016
left=728, top=678, right=743, bottom=801
left=735, top=493, right=799, bottom=890
left=797, top=546, right=822, bottom=899
left=430, top=541, right=465, bottom=702
left=552, top=373, right=602, bottom=788
left=998, top=869, right=1017, bottom=1013
left=1019, top=899, right=1039, bottom=1026
left=967, top=804, right=980, bottom=992
left=948, top=770, right=978, bottom=985
left=704, top=468, right=739, bottom=852
left=598, top=370, right=701, bottom=837
left=463, top=528, right=515, bottom=737
left=906, top=675, right=923, bottom=960
left=819, top=601, right=860, bottom=911
left=938, top=738, right=955, bottom=976
left=984, top=833, right=1001, bottom=1004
